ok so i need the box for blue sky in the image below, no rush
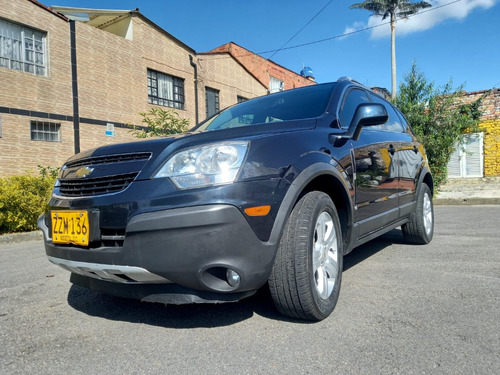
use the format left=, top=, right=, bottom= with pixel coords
left=52, top=0, right=499, bottom=92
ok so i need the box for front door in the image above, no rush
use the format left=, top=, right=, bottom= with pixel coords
left=338, top=88, right=399, bottom=235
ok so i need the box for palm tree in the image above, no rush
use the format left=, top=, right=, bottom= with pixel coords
left=350, top=0, right=431, bottom=98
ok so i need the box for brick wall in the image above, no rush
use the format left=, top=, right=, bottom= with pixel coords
left=73, top=14, right=198, bottom=151
left=460, top=89, right=500, bottom=177
left=0, top=0, right=73, bottom=176
left=209, top=42, right=316, bottom=91
left=197, top=53, right=267, bottom=120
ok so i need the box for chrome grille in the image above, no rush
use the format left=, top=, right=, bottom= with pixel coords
left=59, top=172, right=138, bottom=197
left=65, top=152, right=151, bottom=168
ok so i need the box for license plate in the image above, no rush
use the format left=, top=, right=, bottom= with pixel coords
left=51, top=210, right=90, bottom=246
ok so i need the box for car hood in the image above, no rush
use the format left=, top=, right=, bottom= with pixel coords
left=59, top=119, right=317, bottom=181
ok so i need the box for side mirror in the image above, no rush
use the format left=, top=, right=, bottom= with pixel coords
left=350, top=103, right=388, bottom=141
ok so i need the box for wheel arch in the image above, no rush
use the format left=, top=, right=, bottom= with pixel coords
left=419, top=166, right=434, bottom=196
left=269, top=163, right=354, bottom=255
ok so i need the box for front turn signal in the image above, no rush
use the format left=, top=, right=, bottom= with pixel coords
left=244, top=205, right=271, bottom=217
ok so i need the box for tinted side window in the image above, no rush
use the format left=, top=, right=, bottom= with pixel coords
left=395, top=108, right=411, bottom=132
left=339, top=89, right=370, bottom=128
left=368, top=93, right=404, bottom=133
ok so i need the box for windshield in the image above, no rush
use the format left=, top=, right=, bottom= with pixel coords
left=197, top=83, right=336, bottom=131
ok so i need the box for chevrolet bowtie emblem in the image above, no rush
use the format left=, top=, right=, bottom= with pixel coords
left=75, top=166, right=94, bottom=178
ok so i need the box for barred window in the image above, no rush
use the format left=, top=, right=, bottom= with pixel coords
left=31, top=121, right=60, bottom=142
left=205, top=87, right=219, bottom=118
left=0, top=19, right=46, bottom=76
left=237, top=96, right=248, bottom=103
left=147, top=69, right=185, bottom=109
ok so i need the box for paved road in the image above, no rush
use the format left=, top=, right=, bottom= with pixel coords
left=1, top=206, right=499, bottom=374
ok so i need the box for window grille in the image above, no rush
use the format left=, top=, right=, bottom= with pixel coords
left=237, top=96, right=248, bottom=103
left=205, top=87, right=220, bottom=118
left=147, top=69, right=185, bottom=109
left=30, top=121, right=60, bottom=142
left=0, top=19, right=46, bottom=76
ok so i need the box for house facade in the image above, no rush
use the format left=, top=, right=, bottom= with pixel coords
left=0, top=0, right=73, bottom=176
left=207, top=42, right=316, bottom=94
left=0, top=1, right=305, bottom=176
left=447, top=89, right=500, bottom=178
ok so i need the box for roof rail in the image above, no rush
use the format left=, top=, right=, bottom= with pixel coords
left=337, top=76, right=364, bottom=86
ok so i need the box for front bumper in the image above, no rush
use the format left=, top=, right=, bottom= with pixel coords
left=39, top=204, right=278, bottom=302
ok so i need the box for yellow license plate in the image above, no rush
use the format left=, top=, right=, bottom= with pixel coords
left=51, top=210, right=90, bottom=246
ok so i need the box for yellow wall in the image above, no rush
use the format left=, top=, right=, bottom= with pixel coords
left=482, top=119, right=500, bottom=177
left=460, top=89, right=500, bottom=177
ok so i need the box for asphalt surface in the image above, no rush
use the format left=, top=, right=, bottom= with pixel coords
left=1, top=206, right=499, bottom=374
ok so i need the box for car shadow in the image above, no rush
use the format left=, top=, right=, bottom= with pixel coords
left=67, top=229, right=407, bottom=327
left=67, top=284, right=293, bottom=328
left=343, top=228, right=408, bottom=272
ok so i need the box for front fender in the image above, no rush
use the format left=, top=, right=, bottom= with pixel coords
left=268, top=161, right=354, bottom=249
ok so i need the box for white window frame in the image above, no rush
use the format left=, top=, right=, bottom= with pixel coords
left=30, top=120, right=61, bottom=142
left=269, top=76, right=284, bottom=94
left=0, top=19, right=47, bottom=76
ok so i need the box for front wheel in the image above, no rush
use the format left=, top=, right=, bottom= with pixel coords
left=402, top=183, right=434, bottom=244
left=268, top=191, right=343, bottom=321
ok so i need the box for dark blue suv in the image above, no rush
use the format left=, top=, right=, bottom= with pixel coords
left=39, top=78, right=434, bottom=321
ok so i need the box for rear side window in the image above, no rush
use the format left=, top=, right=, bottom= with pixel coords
left=395, top=108, right=411, bottom=132
left=339, top=89, right=371, bottom=128
left=368, top=93, right=404, bottom=133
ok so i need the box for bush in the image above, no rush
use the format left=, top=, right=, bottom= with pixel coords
left=0, top=166, right=58, bottom=234
left=129, top=107, right=190, bottom=138
left=393, top=63, right=483, bottom=189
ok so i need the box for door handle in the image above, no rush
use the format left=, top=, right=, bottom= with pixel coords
left=388, top=145, right=396, bottom=155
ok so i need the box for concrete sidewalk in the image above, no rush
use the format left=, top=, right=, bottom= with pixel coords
left=434, top=177, right=500, bottom=205
left=0, top=230, right=42, bottom=245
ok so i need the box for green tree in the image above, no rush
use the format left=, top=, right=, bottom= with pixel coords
left=130, top=107, right=190, bottom=138
left=350, top=0, right=431, bottom=98
left=394, top=63, right=483, bottom=189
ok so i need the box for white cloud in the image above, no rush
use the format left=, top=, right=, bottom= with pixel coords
left=342, top=21, right=367, bottom=38
left=344, top=0, right=497, bottom=39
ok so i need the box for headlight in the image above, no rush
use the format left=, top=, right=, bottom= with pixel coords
left=155, top=141, right=249, bottom=189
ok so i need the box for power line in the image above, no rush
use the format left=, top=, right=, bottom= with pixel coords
left=258, top=0, right=462, bottom=54
left=267, top=0, right=334, bottom=60
left=199, top=0, right=462, bottom=62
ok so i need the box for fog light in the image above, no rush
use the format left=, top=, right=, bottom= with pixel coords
left=226, top=269, right=241, bottom=288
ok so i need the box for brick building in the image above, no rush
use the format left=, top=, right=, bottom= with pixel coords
left=0, top=1, right=72, bottom=176
left=207, top=42, right=315, bottom=94
left=448, top=89, right=500, bottom=178
left=0, top=1, right=305, bottom=176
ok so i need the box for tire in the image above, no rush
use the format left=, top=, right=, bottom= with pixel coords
left=268, top=191, right=343, bottom=321
left=402, top=183, right=434, bottom=244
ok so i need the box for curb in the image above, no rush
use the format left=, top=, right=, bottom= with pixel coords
left=0, top=231, right=43, bottom=245
left=434, top=198, right=500, bottom=205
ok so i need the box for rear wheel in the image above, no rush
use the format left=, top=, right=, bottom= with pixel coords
left=402, top=183, right=434, bottom=244
left=268, top=191, right=343, bottom=321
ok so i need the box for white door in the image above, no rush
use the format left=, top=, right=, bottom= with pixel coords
left=448, top=132, right=484, bottom=178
